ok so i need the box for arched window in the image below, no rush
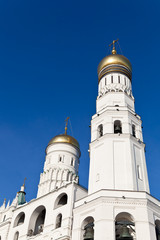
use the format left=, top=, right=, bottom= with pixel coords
left=56, top=214, right=62, bottom=228
left=132, top=124, right=136, bottom=137
left=27, top=206, right=46, bottom=236
left=114, top=120, right=122, bottom=134
left=155, top=219, right=160, bottom=240
left=115, top=212, right=135, bottom=240
left=54, top=193, right=68, bottom=209
left=14, top=212, right=25, bottom=227
left=97, top=124, right=103, bottom=138
left=14, top=231, right=19, bottom=240
left=82, top=217, right=94, bottom=240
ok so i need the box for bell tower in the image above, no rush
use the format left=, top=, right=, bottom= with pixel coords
left=88, top=40, right=150, bottom=195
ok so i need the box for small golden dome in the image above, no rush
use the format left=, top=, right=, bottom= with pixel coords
left=97, top=53, right=132, bottom=82
left=48, top=134, right=80, bottom=149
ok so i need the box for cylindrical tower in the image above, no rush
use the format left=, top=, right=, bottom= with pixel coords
left=37, top=134, right=80, bottom=198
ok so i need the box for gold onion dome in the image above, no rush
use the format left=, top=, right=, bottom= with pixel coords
left=48, top=134, right=80, bottom=150
left=97, top=42, right=132, bottom=82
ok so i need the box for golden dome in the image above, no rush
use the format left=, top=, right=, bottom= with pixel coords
left=48, top=134, right=80, bottom=149
left=97, top=53, right=132, bottom=82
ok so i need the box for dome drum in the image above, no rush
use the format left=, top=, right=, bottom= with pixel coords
left=98, top=64, right=132, bottom=82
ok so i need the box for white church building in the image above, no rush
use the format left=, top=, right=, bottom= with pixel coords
left=0, top=41, right=160, bottom=240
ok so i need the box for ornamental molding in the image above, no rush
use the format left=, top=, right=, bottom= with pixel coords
left=98, top=84, right=133, bottom=99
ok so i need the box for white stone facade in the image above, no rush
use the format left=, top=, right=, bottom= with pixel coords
left=0, top=50, right=160, bottom=240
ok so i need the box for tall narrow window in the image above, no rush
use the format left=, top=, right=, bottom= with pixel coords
left=124, top=77, right=126, bottom=85
left=71, top=158, right=74, bottom=166
left=97, top=124, right=103, bottom=138
left=132, top=124, right=136, bottom=137
left=114, top=120, right=122, bottom=134
left=59, top=156, right=62, bottom=162
left=105, top=77, right=107, bottom=85
left=118, top=76, right=120, bottom=83
left=56, top=214, right=62, bottom=228
left=3, top=215, right=6, bottom=222
left=14, top=232, right=19, bottom=240
left=111, top=76, right=113, bottom=83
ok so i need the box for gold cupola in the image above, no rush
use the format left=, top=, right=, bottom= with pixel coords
left=98, top=40, right=132, bottom=82
left=47, top=117, right=80, bottom=150
left=48, top=134, right=80, bottom=149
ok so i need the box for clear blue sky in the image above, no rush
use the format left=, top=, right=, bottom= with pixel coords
left=0, top=0, right=160, bottom=205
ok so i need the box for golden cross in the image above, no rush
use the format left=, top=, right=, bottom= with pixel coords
left=23, top=177, right=27, bottom=187
left=65, top=117, right=70, bottom=135
left=109, top=39, right=119, bottom=54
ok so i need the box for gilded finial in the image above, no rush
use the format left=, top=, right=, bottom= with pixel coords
left=23, top=177, right=27, bottom=188
left=109, top=39, right=119, bottom=54
left=65, top=117, right=70, bottom=135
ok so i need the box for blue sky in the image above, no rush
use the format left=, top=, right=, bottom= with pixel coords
left=0, top=0, right=160, bottom=204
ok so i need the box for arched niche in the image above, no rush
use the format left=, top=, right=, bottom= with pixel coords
left=115, top=212, right=135, bottom=240
left=14, top=212, right=25, bottom=227
left=27, top=205, right=46, bottom=236
left=81, top=216, right=94, bottom=240
left=114, top=120, right=122, bottom=134
left=54, top=193, right=68, bottom=209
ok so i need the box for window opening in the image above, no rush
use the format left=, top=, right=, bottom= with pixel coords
left=124, top=77, right=126, bottom=85
left=155, top=220, right=160, bottom=240
left=111, top=75, right=113, bottom=83
left=114, top=120, right=122, bottom=134
left=82, top=217, right=94, bottom=240
left=132, top=124, right=136, bottom=137
left=71, top=158, right=74, bottom=166
left=97, top=124, right=103, bottom=138
left=118, top=76, right=120, bottom=83
left=56, top=214, right=62, bottom=228
left=115, top=212, right=135, bottom=240
left=14, top=232, right=19, bottom=240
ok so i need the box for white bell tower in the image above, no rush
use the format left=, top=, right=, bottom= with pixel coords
left=88, top=40, right=150, bottom=195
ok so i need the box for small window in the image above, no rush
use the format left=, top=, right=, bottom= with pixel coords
left=118, top=76, right=120, bottom=83
left=71, top=158, right=74, bottom=166
left=14, top=212, right=25, bottom=227
left=111, top=76, right=113, bottom=83
left=132, top=124, right=136, bottom=137
left=59, top=156, right=62, bottom=162
left=14, top=232, right=19, bottom=240
left=54, top=193, right=68, bottom=209
left=114, top=120, right=122, bottom=134
left=124, top=77, right=126, bottom=85
left=105, top=77, right=107, bottom=85
left=97, top=124, right=103, bottom=138
left=3, top=215, right=6, bottom=222
left=56, top=214, right=62, bottom=229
